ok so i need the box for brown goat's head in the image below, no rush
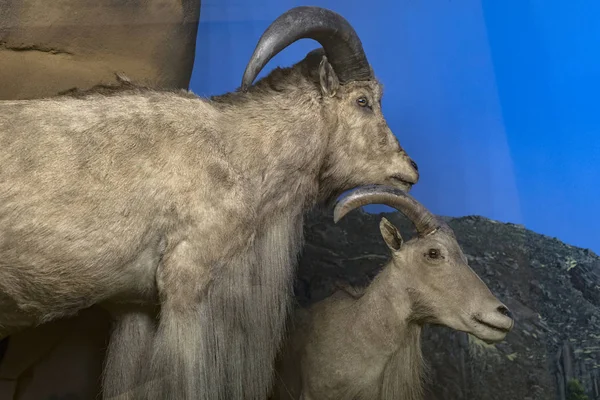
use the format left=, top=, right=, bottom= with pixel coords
left=240, top=6, right=419, bottom=196
left=335, top=185, right=515, bottom=344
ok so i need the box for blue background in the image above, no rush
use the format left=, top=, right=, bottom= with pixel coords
left=189, top=0, right=599, bottom=254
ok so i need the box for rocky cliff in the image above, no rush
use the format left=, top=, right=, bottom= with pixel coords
left=295, top=207, right=600, bottom=400
left=0, top=0, right=200, bottom=99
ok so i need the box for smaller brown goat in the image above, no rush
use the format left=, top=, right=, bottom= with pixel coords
left=271, top=185, right=515, bottom=400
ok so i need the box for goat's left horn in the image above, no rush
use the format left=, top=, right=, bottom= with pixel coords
left=241, top=6, right=372, bottom=92
left=333, top=185, right=440, bottom=237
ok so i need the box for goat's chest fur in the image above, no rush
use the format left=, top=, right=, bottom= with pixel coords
left=274, top=291, right=425, bottom=400
left=300, top=299, right=391, bottom=400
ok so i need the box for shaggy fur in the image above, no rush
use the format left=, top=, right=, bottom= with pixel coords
left=102, top=305, right=158, bottom=398
left=270, top=213, right=513, bottom=400
left=0, top=48, right=419, bottom=400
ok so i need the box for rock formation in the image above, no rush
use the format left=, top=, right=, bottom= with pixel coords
left=0, top=0, right=201, bottom=99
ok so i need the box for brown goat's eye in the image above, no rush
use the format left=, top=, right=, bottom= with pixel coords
left=427, top=249, right=440, bottom=259
left=356, top=97, right=368, bottom=107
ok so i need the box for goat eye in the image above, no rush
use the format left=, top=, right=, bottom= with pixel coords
left=356, top=97, right=368, bottom=107
left=427, top=249, right=440, bottom=259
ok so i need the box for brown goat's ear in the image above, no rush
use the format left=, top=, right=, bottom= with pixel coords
left=380, top=217, right=403, bottom=252
left=319, top=56, right=339, bottom=97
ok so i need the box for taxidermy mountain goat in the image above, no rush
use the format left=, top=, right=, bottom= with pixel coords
left=270, top=186, right=514, bottom=400
left=0, top=6, right=419, bottom=400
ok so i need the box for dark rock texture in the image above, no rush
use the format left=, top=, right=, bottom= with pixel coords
left=0, top=0, right=201, bottom=99
left=296, top=207, right=600, bottom=400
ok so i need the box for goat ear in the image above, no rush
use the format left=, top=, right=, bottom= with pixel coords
left=319, top=56, right=339, bottom=97
left=380, top=217, right=403, bottom=252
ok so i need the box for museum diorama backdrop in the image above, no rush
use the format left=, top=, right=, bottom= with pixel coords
left=0, top=0, right=598, bottom=399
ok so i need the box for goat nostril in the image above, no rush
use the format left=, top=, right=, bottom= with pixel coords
left=497, top=305, right=513, bottom=319
left=409, top=159, right=418, bottom=172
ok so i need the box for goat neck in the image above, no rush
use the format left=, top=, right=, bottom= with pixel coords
left=350, top=267, right=420, bottom=355
left=214, top=83, right=331, bottom=216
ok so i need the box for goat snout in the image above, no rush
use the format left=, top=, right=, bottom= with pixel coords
left=468, top=300, right=515, bottom=344
left=409, top=159, right=418, bottom=172
left=496, top=305, right=513, bottom=320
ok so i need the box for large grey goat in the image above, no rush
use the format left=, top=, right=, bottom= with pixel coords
left=0, top=6, right=420, bottom=400
left=270, top=185, right=515, bottom=400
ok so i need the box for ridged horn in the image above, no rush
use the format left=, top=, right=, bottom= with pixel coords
left=334, top=185, right=440, bottom=236
left=241, top=6, right=373, bottom=91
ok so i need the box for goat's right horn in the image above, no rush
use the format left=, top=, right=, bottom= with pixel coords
left=334, top=185, right=440, bottom=236
left=241, top=6, right=373, bottom=92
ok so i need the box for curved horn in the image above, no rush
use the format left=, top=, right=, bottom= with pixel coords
left=334, top=185, right=440, bottom=236
left=241, top=6, right=372, bottom=91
